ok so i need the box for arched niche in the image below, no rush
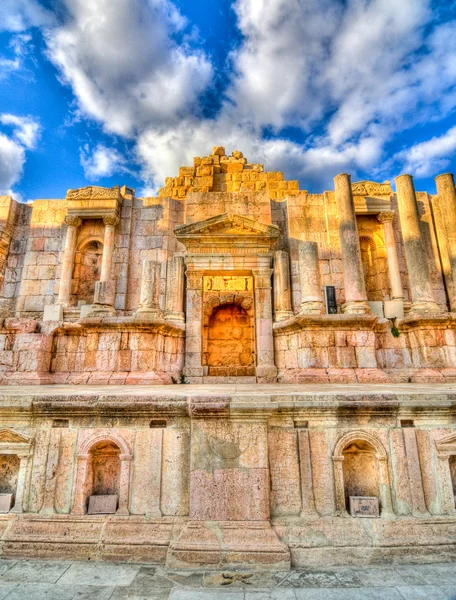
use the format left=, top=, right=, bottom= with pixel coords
left=333, top=431, right=393, bottom=517
left=358, top=232, right=388, bottom=301
left=435, top=432, right=456, bottom=514
left=71, top=433, right=132, bottom=516
left=203, top=294, right=255, bottom=377
left=0, top=428, right=32, bottom=513
left=71, top=237, right=103, bottom=305
left=90, top=440, right=121, bottom=497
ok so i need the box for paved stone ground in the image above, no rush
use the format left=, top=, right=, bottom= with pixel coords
left=0, top=559, right=455, bottom=599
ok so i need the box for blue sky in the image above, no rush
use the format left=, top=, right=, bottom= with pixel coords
left=1, top=0, right=456, bottom=201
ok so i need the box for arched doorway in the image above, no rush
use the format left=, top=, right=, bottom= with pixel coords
left=206, top=303, right=255, bottom=376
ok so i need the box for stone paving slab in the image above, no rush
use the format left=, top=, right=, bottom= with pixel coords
left=0, top=560, right=455, bottom=599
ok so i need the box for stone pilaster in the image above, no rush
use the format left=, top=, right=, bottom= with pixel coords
left=402, top=427, right=429, bottom=516
left=183, top=268, right=204, bottom=381
left=395, top=174, right=440, bottom=314
left=334, top=173, right=370, bottom=314
left=298, top=240, right=325, bottom=314
left=297, top=428, right=318, bottom=517
left=136, top=259, right=162, bottom=318
left=435, top=173, right=456, bottom=311
left=253, top=268, right=277, bottom=382
left=10, top=454, right=29, bottom=514
left=165, top=256, right=185, bottom=323
left=57, top=215, right=81, bottom=307
left=378, top=211, right=404, bottom=300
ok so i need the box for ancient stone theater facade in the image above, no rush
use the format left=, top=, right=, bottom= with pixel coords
left=0, top=146, right=455, bottom=567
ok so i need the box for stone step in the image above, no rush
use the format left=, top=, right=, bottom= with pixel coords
left=202, top=376, right=257, bottom=384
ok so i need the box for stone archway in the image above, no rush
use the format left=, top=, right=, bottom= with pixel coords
left=333, top=430, right=394, bottom=516
left=71, top=432, right=132, bottom=516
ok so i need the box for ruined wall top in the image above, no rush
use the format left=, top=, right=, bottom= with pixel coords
left=158, top=146, right=301, bottom=201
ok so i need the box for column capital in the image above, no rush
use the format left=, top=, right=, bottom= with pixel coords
left=185, top=269, right=204, bottom=289
left=103, top=214, right=119, bottom=227
left=64, top=215, right=82, bottom=228
left=377, top=210, right=395, bottom=224
left=252, top=268, right=273, bottom=287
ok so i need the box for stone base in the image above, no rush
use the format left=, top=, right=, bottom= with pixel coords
left=342, top=300, right=371, bottom=315
left=409, top=300, right=442, bottom=315
left=166, top=521, right=290, bottom=570
left=255, top=364, right=278, bottom=383
left=87, top=304, right=117, bottom=316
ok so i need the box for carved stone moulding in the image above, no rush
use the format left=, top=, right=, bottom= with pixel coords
left=65, top=185, right=123, bottom=220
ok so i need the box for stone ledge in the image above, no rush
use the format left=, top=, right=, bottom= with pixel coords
left=273, top=313, right=379, bottom=334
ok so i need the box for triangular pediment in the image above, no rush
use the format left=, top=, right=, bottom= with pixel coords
left=175, top=213, right=280, bottom=237
left=175, top=213, right=280, bottom=254
left=0, top=428, right=31, bottom=445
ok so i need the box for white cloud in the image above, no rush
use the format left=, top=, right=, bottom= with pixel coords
left=0, top=114, right=40, bottom=149
left=44, top=0, right=213, bottom=137
left=0, top=114, right=41, bottom=195
left=80, top=144, right=129, bottom=179
left=0, top=34, right=33, bottom=80
left=136, top=0, right=456, bottom=191
left=1, top=0, right=54, bottom=32
left=11, top=0, right=456, bottom=192
left=0, top=133, right=26, bottom=194
left=396, top=126, right=456, bottom=177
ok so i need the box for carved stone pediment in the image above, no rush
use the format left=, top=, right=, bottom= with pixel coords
left=351, top=180, right=393, bottom=214
left=0, top=428, right=32, bottom=456
left=175, top=213, right=280, bottom=254
left=66, top=185, right=123, bottom=220
left=0, top=429, right=30, bottom=444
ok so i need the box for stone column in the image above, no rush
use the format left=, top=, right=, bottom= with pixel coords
left=165, top=256, right=185, bottom=323
left=117, top=454, right=132, bottom=515
left=253, top=268, right=277, bottom=382
left=10, top=454, right=29, bottom=513
left=378, top=211, right=403, bottom=300
left=57, top=215, right=81, bottom=306
left=183, top=268, right=204, bottom=381
left=273, top=250, right=293, bottom=321
left=136, top=259, right=162, bottom=318
left=435, top=173, right=456, bottom=310
left=298, top=240, right=325, bottom=314
left=100, top=214, right=118, bottom=282
left=92, top=214, right=119, bottom=313
left=334, top=173, right=370, bottom=314
left=395, top=174, right=440, bottom=314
